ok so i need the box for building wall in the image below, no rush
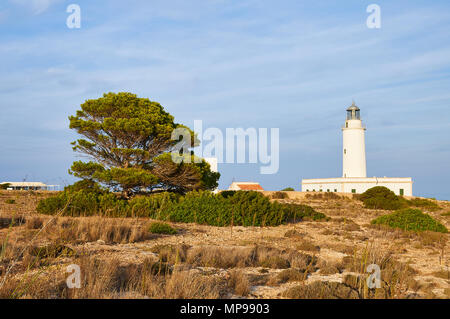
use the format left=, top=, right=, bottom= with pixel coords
left=301, top=177, right=413, bottom=196
left=204, top=157, right=218, bottom=172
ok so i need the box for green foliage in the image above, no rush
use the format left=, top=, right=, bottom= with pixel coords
left=0, top=183, right=11, bottom=190
left=37, top=189, right=328, bottom=227
left=405, top=198, right=440, bottom=211
left=281, top=204, right=329, bottom=222
left=148, top=222, right=177, bottom=235
left=359, top=186, right=406, bottom=210
left=359, top=186, right=442, bottom=212
left=68, top=92, right=219, bottom=196
left=371, top=208, right=448, bottom=233
left=37, top=181, right=128, bottom=217
left=219, top=191, right=237, bottom=199
left=5, top=199, right=15, bottom=204
left=128, top=192, right=180, bottom=218
left=281, top=187, right=295, bottom=191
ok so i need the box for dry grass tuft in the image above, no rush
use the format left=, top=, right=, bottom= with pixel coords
left=228, top=269, right=250, bottom=296
left=282, top=281, right=359, bottom=299
left=295, top=239, right=320, bottom=252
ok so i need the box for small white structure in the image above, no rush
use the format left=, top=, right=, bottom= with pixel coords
left=0, top=182, right=59, bottom=191
left=228, top=182, right=264, bottom=191
left=204, top=157, right=219, bottom=193
left=301, top=102, right=413, bottom=196
left=204, top=157, right=218, bottom=173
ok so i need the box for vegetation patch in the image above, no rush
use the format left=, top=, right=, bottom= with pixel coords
left=405, top=198, right=440, bottom=211
left=0, top=216, right=26, bottom=229
left=359, top=186, right=405, bottom=210
left=371, top=208, right=448, bottom=233
left=148, top=222, right=177, bottom=235
left=282, top=281, right=359, bottom=299
left=271, top=191, right=288, bottom=199
left=30, top=244, right=75, bottom=259
left=37, top=188, right=328, bottom=227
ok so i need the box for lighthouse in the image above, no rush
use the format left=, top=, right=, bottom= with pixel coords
left=301, top=102, right=413, bottom=196
left=342, top=102, right=367, bottom=178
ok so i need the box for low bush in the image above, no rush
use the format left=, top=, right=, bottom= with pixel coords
left=405, top=198, right=440, bottom=211
left=37, top=184, right=328, bottom=227
left=281, top=187, right=294, bottom=191
left=36, top=180, right=128, bottom=217
left=5, top=199, right=16, bottom=204
left=271, top=191, right=288, bottom=199
left=148, top=222, right=177, bottom=235
left=156, top=191, right=327, bottom=227
left=359, top=186, right=406, bottom=210
left=371, top=208, right=448, bottom=233
left=0, top=183, right=11, bottom=190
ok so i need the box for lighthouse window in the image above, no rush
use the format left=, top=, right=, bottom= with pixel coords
left=351, top=189, right=356, bottom=193
left=344, top=149, right=346, bottom=154
left=400, top=189, right=404, bottom=196
left=334, top=189, right=337, bottom=192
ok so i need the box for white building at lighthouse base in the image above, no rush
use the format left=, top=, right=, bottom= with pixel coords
left=301, top=177, right=413, bottom=196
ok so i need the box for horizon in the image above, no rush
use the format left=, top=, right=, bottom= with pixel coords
left=1, top=1, right=450, bottom=199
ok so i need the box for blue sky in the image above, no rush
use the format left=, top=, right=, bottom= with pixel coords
left=0, top=0, right=449, bottom=199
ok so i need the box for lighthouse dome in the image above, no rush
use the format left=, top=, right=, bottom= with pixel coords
left=346, top=101, right=361, bottom=120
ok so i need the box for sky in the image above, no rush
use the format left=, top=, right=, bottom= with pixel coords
left=0, top=0, right=449, bottom=199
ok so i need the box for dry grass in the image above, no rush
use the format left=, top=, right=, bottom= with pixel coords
left=268, top=268, right=307, bottom=285
left=0, top=255, right=225, bottom=299
left=228, top=269, right=250, bottom=296
left=282, top=281, right=359, bottom=299
left=295, top=239, right=320, bottom=252
left=38, top=217, right=152, bottom=244
left=1, top=191, right=448, bottom=299
left=431, top=269, right=449, bottom=280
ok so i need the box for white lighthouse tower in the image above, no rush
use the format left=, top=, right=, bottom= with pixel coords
left=301, top=101, right=413, bottom=196
left=342, top=102, right=367, bottom=178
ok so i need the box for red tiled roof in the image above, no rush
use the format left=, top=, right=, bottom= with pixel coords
left=236, top=183, right=264, bottom=191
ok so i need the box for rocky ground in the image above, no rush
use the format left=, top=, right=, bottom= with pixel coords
left=0, top=190, right=449, bottom=299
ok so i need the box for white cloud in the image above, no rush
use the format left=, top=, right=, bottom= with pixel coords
left=9, top=0, right=60, bottom=15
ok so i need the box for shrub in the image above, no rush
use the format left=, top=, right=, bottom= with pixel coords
left=281, top=187, right=294, bottom=191
left=161, top=191, right=307, bottom=227
left=406, top=198, right=440, bottom=211
left=271, top=191, right=288, bottom=199
left=359, top=186, right=406, bottom=210
left=281, top=203, right=329, bottom=222
left=37, top=180, right=128, bottom=217
left=371, top=208, right=448, bottom=233
left=37, top=187, right=327, bottom=228
left=128, top=192, right=180, bottom=218
left=218, top=190, right=236, bottom=199
left=0, top=183, right=11, bottom=190
left=5, top=199, right=15, bottom=204
left=148, top=222, right=177, bottom=235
